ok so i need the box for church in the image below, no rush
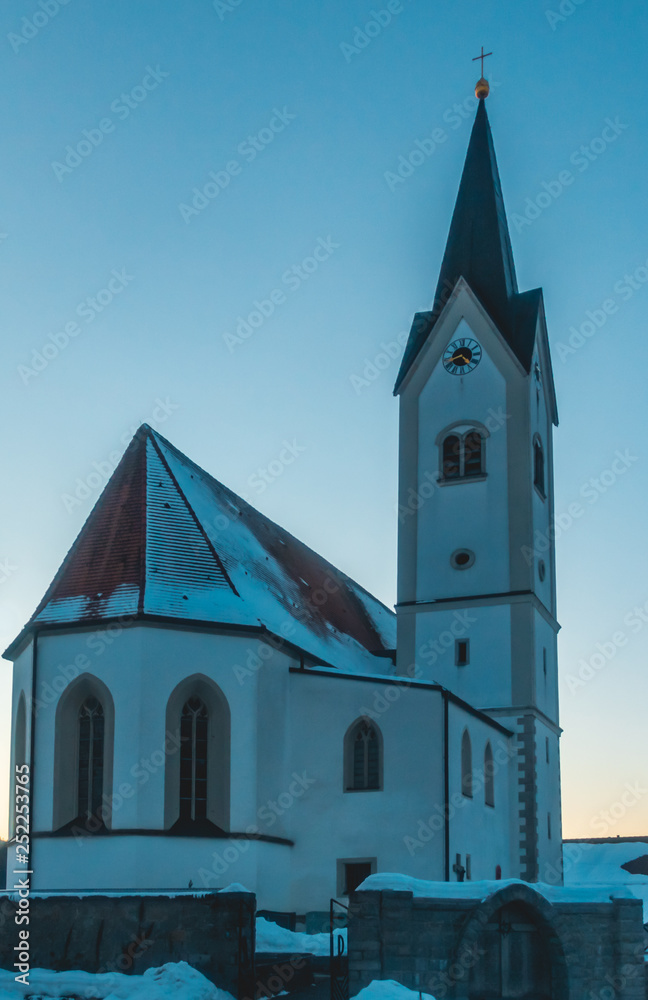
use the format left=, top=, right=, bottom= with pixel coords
left=4, top=76, right=564, bottom=916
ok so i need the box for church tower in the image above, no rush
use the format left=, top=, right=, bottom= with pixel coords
left=394, top=78, right=562, bottom=882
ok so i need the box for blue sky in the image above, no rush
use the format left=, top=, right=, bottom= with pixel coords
left=1, top=0, right=648, bottom=840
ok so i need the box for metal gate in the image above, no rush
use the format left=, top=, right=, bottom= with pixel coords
left=330, top=898, right=349, bottom=1000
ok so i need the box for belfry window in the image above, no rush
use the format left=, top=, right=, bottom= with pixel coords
left=180, top=697, right=209, bottom=821
left=345, top=719, right=383, bottom=791
left=77, top=697, right=105, bottom=821
left=441, top=430, right=484, bottom=480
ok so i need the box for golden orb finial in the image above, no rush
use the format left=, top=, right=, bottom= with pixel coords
left=475, top=77, right=490, bottom=100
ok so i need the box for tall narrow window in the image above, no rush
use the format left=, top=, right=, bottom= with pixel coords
left=180, top=697, right=209, bottom=821
left=345, top=719, right=382, bottom=791
left=534, top=438, right=545, bottom=496
left=442, top=435, right=461, bottom=479
left=484, top=742, right=495, bottom=807
left=464, top=432, right=483, bottom=477
left=77, top=697, right=105, bottom=821
left=461, top=729, right=473, bottom=799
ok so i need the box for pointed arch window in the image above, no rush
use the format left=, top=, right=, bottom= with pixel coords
left=77, top=697, right=105, bottom=821
left=180, top=697, right=209, bottom=822
left=345, top=719, right=383, bottom=791
left=461, top=729, right=473, bottom=798
left=534, top=437, right=545, bottom=497
left=484, top=741, right=495, bottom=807
left=440, top=430, right=484, bottom=481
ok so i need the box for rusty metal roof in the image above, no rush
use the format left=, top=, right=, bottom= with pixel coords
left=9, top=426, right=395, bottom=673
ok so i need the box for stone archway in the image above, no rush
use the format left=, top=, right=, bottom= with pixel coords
left=453, top=883, right=569, bottom=1000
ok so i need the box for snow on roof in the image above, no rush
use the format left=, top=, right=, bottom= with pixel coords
left=358, top=872, right=641, bottom=908
left=563, top=840, right=648, bottom=921
left=6, top=426, right=395, bottom=674
left=0, top=962, right=230, bottom=1000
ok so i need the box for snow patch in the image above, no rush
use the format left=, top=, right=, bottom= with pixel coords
left=0, top=961, right=232, bottom=1000
left=255, top=917, right=346, bottom=956
left=351, top=980, right=436, bottom=1000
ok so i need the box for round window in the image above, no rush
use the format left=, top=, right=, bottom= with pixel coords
left=451, top=549, right=475, bottom=570
left=538, top=559, right=546, bottom=582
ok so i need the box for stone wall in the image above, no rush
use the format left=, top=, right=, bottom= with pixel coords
left=0, top=890, right=255, bottom=996
left=349, top=883, right=646, bottom=1000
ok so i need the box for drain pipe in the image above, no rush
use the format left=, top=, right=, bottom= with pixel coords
left=443, top=689, right=450, bottom=881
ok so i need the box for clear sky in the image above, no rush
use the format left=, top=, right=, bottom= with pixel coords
left=1, top=0, right=647, bottom=841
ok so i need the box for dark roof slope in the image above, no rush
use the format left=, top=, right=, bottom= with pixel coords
left=395, top=99, right=539, bottom=392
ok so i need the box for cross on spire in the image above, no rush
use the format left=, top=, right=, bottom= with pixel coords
left=472, top=46, right=492, bottom=77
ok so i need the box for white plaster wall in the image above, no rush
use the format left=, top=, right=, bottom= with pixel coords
left=445, top=701, right=515, bottom=881
left=284, top=673, right=446, bottom=910
left=411, top=603, right=512, bottom=705
left=28, top=835, right=293, bottom=909
left=415, top=318, right=511, bottom=602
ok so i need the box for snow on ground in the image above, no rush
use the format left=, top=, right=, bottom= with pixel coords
left=563, top=840, right=648, bottom=922
left=351, top=980, right=436, bottom=1000
left=255, top=917, right=346, bottom=956
left=0, top=961, right=231, bottom=1000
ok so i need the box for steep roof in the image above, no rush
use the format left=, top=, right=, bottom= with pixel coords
left=395, top=98, right=540, bottom=392
left=7, top=427, right=395, bottom=673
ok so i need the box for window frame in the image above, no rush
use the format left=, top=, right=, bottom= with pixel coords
left=344, top=718, right=384, bottom=792
left=437, top=422, right=490, bottom=485
left=461, top=729, right=473, bottom=799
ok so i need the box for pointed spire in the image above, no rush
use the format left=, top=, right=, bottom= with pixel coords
left=434, top=97, right=518, bottom=331
left=395, top=95, right=527, bottom=392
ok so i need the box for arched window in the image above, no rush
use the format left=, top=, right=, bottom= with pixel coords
left=534, top=437, right=545, bottom=496
left=165, top=674, right=231, bottom=831
left=461, top=729, right=473, bottom=798
left=344, top=719, right=383, bottom=791
left=442, top=435, right=461, bottom=479
left=180, top=697, right=209, bottom=822
left=53, top=674, right=115, bottom=832
left=77, top=697, right=105, bottom=821
left=440, top=429, right=485, bottom=481
left=484, top=741, right=495, bottom=807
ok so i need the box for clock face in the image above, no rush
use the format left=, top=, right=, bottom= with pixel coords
left=443, top=337, right=482, bottom=375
